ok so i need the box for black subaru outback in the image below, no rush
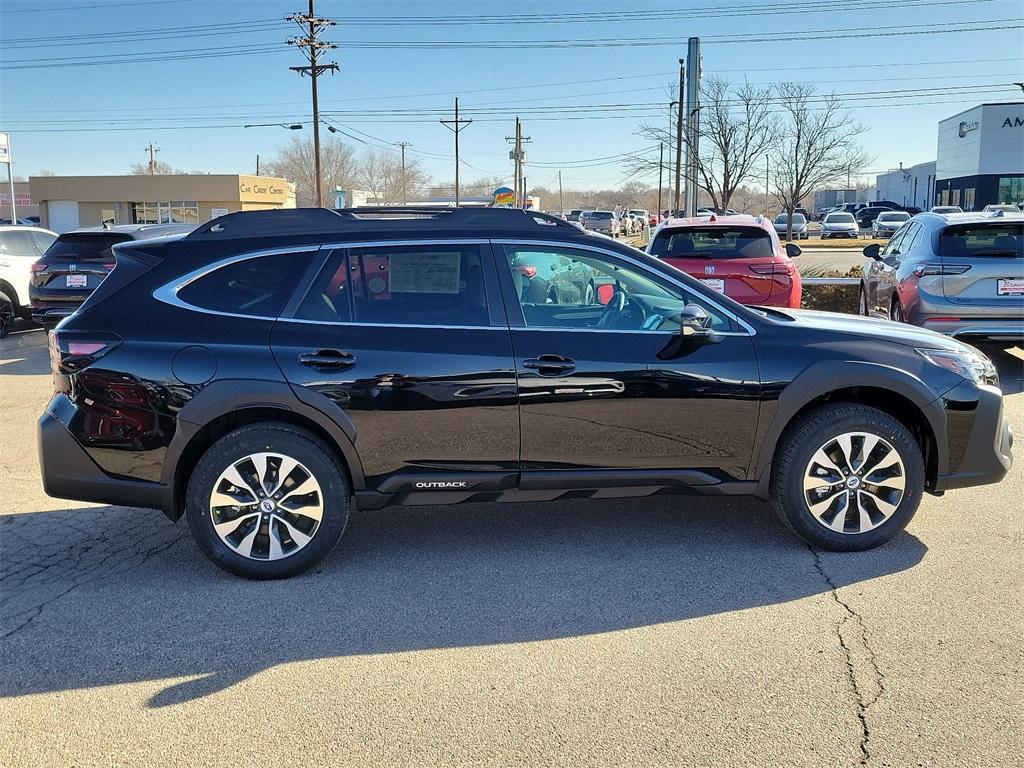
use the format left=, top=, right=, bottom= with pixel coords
left=38, top=208, right=1013, bottom=578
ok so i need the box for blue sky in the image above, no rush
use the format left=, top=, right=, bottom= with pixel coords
left=1, top=0, right=1022, bottom=190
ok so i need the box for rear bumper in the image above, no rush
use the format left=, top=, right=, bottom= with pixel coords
left=920, top=317, right=1024, bottom=343
left=933, top=383, right=1013, bottom=492
left=38, top=397, right=168, bottom=512
left=30, top=304, right=77, bottom=326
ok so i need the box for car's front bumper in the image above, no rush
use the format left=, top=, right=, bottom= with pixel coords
left=934, top=382, right=1013, bottom=491
left=38, top=395, right=168, bottom=511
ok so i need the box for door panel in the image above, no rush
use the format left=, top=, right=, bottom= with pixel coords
left=496, top=242, right=761, bottom=479
left=271, top=244, right=520, bottom=490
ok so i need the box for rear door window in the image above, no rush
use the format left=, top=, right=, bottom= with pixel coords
left=651, top=227, right=774, bottom=259
left=177, top=250, right=315, bottom=318
left=295, top=244, right=492, bottom=327
left=43, top=233, right=131, bottom=262
left=0, top=230, right=42, bottom=258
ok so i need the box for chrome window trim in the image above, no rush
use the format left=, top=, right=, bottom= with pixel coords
left=152, top=244, right=318, bottom=321
left=494, top=238, right=758, bottom=336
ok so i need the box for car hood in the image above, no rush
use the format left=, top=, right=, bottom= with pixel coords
left=760, top=308, right=973, bottom=352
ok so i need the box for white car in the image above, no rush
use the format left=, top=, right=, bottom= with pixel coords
left=930, top=205, right=963, bottom=214
left=0, top=225, right=58, bottom=337
left=820, top=211, right=859, bottom=239
left=982, top=203, right=1021, bottom=214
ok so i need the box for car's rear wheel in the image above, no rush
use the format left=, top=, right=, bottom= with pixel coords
left=771, top=404, right=924, bottom=551
left=0, top=292, right=15, bottom=339
left=186, top=423, right=349, bottom=579
left=890, top=296, right=905, bottom=323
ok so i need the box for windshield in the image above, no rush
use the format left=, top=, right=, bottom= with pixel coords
left=43, top=233, right=132, bottom=262
left=589, top=211, right=614, bottom=220
left=650, top=226, right=775, bottom=259
left=825, top=213, right=855, bottom=223
left=878, top=213, right=909, bottom=222
left=774, top=214, right=805, bottom=223
left=939, top=223, right=1023, bottom=257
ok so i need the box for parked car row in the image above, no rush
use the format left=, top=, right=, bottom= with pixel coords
left=0, top=223, right=193, bottom=337
left=577, top=209, right=649, bottom=237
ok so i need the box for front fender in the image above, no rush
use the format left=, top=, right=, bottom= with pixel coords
left=752, top=360, right=949, bottom=497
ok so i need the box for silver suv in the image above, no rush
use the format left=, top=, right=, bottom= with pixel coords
left=859, top=212, right=1024, bottom=344
left=579, top=210, right=619, bottom=237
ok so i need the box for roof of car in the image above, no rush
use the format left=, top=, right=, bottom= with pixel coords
left=913, top=211, right=1024, bottom=226
left=0, top=224, right=57, bottom=234
left=657, top=214, right=776, bottom=235
left=69, top=223, right=196, bottom=239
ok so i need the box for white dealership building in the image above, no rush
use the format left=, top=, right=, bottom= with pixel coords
left=933, top=102, right=1024, bottom=210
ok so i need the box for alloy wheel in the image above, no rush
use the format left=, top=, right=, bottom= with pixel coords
left=209, top=452, right=324, bottom=560
left=802, top=432, right=906, bottom=535
left=0, top=297, right=13, bottom=338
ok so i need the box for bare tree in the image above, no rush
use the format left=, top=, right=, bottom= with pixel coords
left=354, top=148, right=429, bottom=206
left=629, top=77, right=778, bottom=211
left=262, top=136, right=357, bottom=207
left=770, top=83, right=872, bottom=240
left=128, top=160, right=182, bottom=175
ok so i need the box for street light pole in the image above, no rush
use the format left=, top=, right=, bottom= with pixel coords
left=674, top=60, right=684, bottom=216
left=657, top=142, right=664, bottom=220
left=395, top=141, right=411, bottom=205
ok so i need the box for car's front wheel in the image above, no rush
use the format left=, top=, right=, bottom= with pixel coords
left=771, top=404, right=924, bottom=551
left=186, top=423, right=350, bottom=579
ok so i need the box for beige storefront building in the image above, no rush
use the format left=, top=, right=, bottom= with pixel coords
left=29, top=174, right=295, bottom=233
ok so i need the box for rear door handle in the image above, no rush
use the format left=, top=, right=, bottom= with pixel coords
left=523, top=354, right=576, bottom=376
left=298, top=348, right=356, bottom=369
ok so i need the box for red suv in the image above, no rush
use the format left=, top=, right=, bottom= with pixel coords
left=646, top=215, right=802, bottom=308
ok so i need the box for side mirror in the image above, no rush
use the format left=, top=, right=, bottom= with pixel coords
left=863, top=243, right=881, bottom=260
left=785, top=242, right=802, bottom=257
left=680, top=304, right=714, bottom=337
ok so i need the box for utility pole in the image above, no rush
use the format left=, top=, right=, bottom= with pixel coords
left=395, top=141, right=411, bottom=205
left=558, top=170, right=563, bottom=214
left=764, top=155, right=770, bottom=215
left=505, top=116, right=531, bottom=208
left=673, top=60, right=684, bottom=216
left=287, top=0, right=339, bottom=208
left=657, top=142, right=664, bottom=221
left=256, top=154, right=260, bottom=176
left=440, top=97, right=472, bottom=207
left=684, top=37, right=702, bottom=217
left=146, top=143, right=159, bottom=175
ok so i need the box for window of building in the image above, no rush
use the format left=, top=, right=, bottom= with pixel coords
left=998, top=177, right=1024, bottom=206
left=132, top=200, right=199, bottom=225
left=963, top=188, right=976, bottom=211
left=177, top=251, right=314, bottom=317
left=296, top=244, right=491, bottom=327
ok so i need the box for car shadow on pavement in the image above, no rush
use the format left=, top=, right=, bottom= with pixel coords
left=985, top=345, right=1024, bottom=396
left=0, top=496, right=927, bottom=708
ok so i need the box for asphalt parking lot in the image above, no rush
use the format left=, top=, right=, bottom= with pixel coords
left=2, top=324, right=1023, bottom=767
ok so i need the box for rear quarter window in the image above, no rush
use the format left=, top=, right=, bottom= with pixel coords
left=177, top=251, right=314, bottom=318
left=44, top=233, right=131, bottom=262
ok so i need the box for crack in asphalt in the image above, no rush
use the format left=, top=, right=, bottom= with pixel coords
left=808, top=544, right=886, bottom=765
left=0, top=510, right=183, bottom=639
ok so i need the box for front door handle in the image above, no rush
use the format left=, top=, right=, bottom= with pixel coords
left=523, top=354, right=576, bottom=376
left=298, top=348, right=356, bottom=369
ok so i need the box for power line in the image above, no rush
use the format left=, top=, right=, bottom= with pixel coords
left=1, top=0, right=187, bottom=13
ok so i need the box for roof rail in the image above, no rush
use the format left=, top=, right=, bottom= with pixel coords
left=186, top=206, right=578, bottom=240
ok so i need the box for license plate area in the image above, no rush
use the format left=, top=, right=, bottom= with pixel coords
left=997, top=278, right=1024, bottom=296
left=65, top=274, right=88, bottom=288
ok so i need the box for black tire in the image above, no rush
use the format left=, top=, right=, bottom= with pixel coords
left=186, top=423, right=350, bottom=579
left=0, top=292, right=14, bottom=339
left=770, top=404, right=924, bottom=551
left=890, top=295, right=905, bottom=323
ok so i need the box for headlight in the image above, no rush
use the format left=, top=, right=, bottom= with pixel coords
left=918, top=347, right=998, bottom=387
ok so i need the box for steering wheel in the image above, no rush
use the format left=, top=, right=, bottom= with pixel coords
left=597, top=287, right=627, bottom=328
left=597, top=288, right=649, bottom=330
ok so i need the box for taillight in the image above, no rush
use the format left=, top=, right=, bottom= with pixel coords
left=750, top=262, right=794, bottom=276
left=914, top=264, right=970, bottom=277
left=514, top=265, right=538, bottom=279
left=30, top=261, right=47, bottom=272
left=49, top=330, right=121, bottom=375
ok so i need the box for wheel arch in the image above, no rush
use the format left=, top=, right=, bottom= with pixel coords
left=162, top=380, right=365, bottom=521
left=0, top=277, right=22, bottom=308
left=753, top=361, right=945, bottom=498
